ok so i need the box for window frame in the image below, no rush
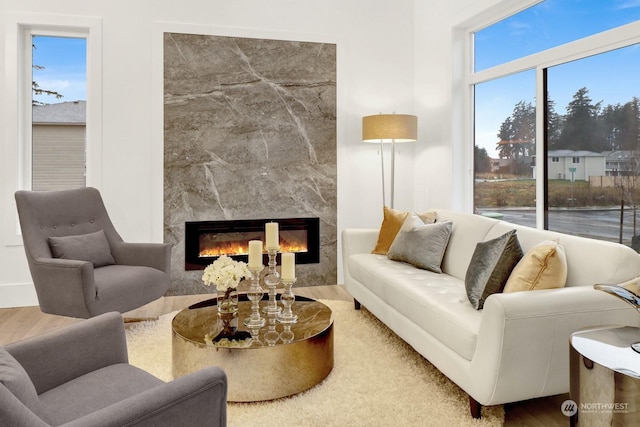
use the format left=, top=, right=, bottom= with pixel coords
left=462, top=7, right=640, bottom=229
left=2, top=13, right=102, bottom=246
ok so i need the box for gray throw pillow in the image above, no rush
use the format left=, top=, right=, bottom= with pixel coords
left=0, top=347, right=46, bottom=418
left=465, top=229, right=523, bottom=310
left=48, top=229, right=115, bottom=268
left=387, top=214, right=453, bottom=274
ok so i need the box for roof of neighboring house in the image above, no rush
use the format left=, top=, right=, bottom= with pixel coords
left=604, top=150, right=635, bottom=161
left=548, top=149, right=604, bottom=157
left=32, top=101, right=86, bottom=124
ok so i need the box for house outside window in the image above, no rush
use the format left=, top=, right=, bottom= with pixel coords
left=32, top=101, right=86, bottom=190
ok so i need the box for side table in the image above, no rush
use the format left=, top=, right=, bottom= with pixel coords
left=569, top=326, right=640, bottom=426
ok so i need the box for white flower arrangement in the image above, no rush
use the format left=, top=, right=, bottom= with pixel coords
left=202, top=255, right=252, bottom=292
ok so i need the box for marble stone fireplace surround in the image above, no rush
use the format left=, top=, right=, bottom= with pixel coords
left=163, top=32, right=337, bottom=295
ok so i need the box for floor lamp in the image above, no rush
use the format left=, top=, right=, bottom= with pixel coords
left=362, top=114, right=418, bottom=208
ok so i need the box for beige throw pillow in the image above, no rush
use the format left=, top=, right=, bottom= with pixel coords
left=371, top=206, right=437, bottom=255
left=503, top=240, right=567, bottom=293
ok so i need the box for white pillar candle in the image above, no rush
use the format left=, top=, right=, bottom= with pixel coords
left=248, top=240, right=263, bottom=269
left=265, top=222, right=279, bottom=250
left=281, top=252, right=296, bottom=281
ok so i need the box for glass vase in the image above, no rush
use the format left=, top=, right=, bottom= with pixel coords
left=216, top=287, right=239, bottom=340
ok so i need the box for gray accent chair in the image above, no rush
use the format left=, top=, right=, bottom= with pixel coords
left=15, top=187, right=171, bottom=318
left=0, top=311, right=228, bottom=426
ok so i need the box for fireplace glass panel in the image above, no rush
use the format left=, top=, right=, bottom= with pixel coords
left=185, top=218, right=319, bottom=270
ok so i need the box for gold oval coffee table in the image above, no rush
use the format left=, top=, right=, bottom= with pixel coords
left=172, top=295, right=333, bottom=402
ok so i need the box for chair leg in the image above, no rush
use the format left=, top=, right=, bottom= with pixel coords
left=469, top=395, right=482, bottom=419
left=354, top=299, right=361, bottom=310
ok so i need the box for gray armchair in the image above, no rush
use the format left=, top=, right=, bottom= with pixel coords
left=0, top=312, right=227, bottom=426
left=15, top=187, right=171, bottom=318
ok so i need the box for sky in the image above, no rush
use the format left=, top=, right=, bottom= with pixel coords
left=30, top=1, right=640, bottom=159
left=32, top=35, right=86, bottom=104
left=474, top=0, right=640, bottom=158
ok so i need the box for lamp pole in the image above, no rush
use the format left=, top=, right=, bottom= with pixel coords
left=390, top=139, right=396, bottom=208
left=380, top=139, right=386, bottom=207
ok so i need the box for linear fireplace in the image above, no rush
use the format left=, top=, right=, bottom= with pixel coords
left=184, top=218, right=320, bottom=270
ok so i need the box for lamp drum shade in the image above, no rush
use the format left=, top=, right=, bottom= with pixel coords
left=362, top=114, right=418, bottom=143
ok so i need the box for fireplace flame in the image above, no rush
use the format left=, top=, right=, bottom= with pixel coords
left=199, top=240, right=308, bottom=258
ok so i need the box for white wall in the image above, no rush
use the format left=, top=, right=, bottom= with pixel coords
left=413, top=0, right=506, bottom=213
left=0, top=0, right=502, bottom=307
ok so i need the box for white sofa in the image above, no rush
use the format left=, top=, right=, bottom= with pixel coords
left=342, top=209, right=640, bottom=417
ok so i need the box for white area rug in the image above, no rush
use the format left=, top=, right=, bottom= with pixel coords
left=126, top=300, right=504, bottom=426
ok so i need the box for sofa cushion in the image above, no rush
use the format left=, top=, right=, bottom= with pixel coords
left=465, top=229, right=523, bottom=309
left=372, top=206, right=437, bottom=255
left=48, top=229, right=115, bottom=267
left=504, top=240, right=567, bottom=292
left=0, top=348, right=46, bottom=420
left=349, top=253, right=481, bottom=361
left=387, top=214, right=452, bottom=273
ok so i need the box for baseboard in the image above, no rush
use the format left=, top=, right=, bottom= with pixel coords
left=0, top=282, right=38, bottom=308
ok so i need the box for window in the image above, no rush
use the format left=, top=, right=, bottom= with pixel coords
left=31, top=35, right=86, bottom=191
left=474, top=0, right=640, bottom=72
left=2, top=13, right=101, bottom=244
left=474, top=71, right=535, bottom=226
left=470, top=1, right=640, bottom=247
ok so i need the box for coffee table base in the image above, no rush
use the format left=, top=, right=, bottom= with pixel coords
left=172, top=298, right=334, bottom=402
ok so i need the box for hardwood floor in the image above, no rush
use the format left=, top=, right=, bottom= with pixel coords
left=0, top=284, right=568, bottom=425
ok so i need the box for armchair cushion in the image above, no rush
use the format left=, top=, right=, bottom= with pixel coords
left=48, top=229, right=115, bottom=268
left=39, top=363, right=164, bottom=425
left=0, top=348, right=46, bottom=421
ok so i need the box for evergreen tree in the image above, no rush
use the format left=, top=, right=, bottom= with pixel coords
left=620, top=97, right=640, bottom=151
left=474, top=145, right=492, bottom=173
left=558, top=87, right=603, bottom=151
left=496, top=101, right=535, bottom=159
left=599, top=103, right=622, bottom=151
left=547, top=98, right=562, bottom=149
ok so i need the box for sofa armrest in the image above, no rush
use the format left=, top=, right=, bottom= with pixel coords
left=6, top=312, right=127, bottom=395
left=341, top=229, right=378, bottom=285
left=111, top=242, right=171, bottom=273
left=470, top=286, right=640, bottom=404
left=341, top=229, right=378, bottom=256
left=61, top=367, right=227, bottom=427
left=482, top=285, right=640, bottom=320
